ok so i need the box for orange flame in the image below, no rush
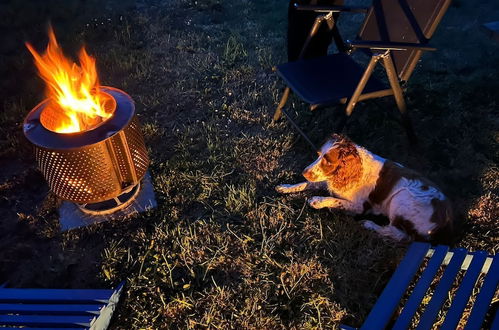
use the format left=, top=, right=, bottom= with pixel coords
left=26, top=27, right=113, bottom=133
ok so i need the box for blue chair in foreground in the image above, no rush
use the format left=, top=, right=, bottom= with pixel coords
left=342, top=242, right=498, bottom=329
left=0, top=281, right=124, bottom=329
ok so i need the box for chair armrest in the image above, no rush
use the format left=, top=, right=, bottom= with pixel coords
left=294, top=4, right=369, bottom=14
left=348, top=40, right=437, bottom=51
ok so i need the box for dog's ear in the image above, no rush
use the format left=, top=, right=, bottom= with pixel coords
left=324, top=134, right=363, bottom=186
left=324, top=147, right=340, bottom=164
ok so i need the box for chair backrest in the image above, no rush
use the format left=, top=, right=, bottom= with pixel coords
left=358, top=0, right=452, bottom=82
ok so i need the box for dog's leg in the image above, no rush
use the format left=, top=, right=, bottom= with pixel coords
left=362, top=221, right=409, bottom=241
left=276, top=181, right=327, bottom=194
left=307, top=196, right=362, bottom=212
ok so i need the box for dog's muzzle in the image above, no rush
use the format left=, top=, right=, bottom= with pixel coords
left=303, top=168, right=317, bottom=182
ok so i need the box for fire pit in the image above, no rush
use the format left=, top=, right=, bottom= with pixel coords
left=24, top=87, right=149, bottom=214
left=23, top=28, right=154, bottom=223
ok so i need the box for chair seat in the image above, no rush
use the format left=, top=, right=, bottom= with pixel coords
left=276, top=53, right=388, bottom=105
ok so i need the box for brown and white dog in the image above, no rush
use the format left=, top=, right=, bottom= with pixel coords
left=276, top=134, right=454, bottom=243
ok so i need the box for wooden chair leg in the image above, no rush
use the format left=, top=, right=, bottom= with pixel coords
left=273, top=87, right=291, bottom=122
left=382, top=53, right=418, bottom=145
left=345, top=53, right=382, bottom=116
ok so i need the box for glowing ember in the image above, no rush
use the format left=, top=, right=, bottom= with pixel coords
left=26, top=27, right=114, bottom=133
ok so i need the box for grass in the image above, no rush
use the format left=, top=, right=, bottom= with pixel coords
left=0, top=0, right=498, bottom=328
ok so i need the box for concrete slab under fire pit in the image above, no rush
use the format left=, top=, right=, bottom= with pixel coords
left=59, top=172, right=156, bottom=231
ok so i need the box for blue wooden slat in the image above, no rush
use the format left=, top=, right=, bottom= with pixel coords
left=464, top=254, right=499, bottom=330
left=0, top=314, right=95, bottom=327
left=393, top=245, right=449, bottom=330
left=0, top=289, right=113, bottom=303
left=416, top=248, right=467, bottom=330
left=360, top=242, right=431, bottom=330
left=0, top=303, right=104, bottom=315
left=440, top=251, right=489, bottom=330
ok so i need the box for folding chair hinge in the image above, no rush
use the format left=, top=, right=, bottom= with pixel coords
left=315, top=12, right=332, bottom=25
left=325, top=14, right=335, bottom=30
left=344, top=44, right=356, bottom=55
left=315, top=12, right=333, bottom=29
left=378, top=49, right=392, bottom=58
left=322, top=11, right=333, bottom=21
left=371, top=52, right=386, bottom=61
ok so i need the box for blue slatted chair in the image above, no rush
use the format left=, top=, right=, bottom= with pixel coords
left=341, top=243, right=499, bottom=329
left=0, top=281, right=124, bottom=330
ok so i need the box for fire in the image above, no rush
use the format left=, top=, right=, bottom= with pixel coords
left=26, top=27, right=113, bottom=133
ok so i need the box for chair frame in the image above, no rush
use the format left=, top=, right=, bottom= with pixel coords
left=273, top=2, right=443, bottom=143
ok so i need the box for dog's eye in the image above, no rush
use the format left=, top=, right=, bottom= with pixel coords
left=322, top=157, right=331, bottom=165
left=323, top=154, right=334, bottom=163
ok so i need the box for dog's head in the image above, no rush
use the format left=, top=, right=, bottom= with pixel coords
left=303, top=134, right=363, bottom=187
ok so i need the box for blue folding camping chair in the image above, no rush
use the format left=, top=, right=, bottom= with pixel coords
left=341, top=242, right=498, bottom=329
left=0, top=281, right=124, bottom=329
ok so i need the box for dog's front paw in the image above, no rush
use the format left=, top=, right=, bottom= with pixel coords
left=275, top=184, right=290, bottom=194
left=308, top=196, right=324, bottom=209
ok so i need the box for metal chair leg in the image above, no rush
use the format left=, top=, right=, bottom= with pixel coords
left=273, top=87, right=291, bottom=122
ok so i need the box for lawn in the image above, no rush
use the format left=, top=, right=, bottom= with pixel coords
left=0, top=0, right=497, bottom=328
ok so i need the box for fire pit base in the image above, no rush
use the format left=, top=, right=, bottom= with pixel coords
left=59, top=172, right=156, bottom=231
left=77, top=183, right=141, bottom=215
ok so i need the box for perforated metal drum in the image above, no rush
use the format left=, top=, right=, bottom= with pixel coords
left=24, top=87, right=149, bottom=205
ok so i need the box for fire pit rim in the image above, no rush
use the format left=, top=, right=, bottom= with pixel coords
left=23, top=86, right=135, bottom=150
